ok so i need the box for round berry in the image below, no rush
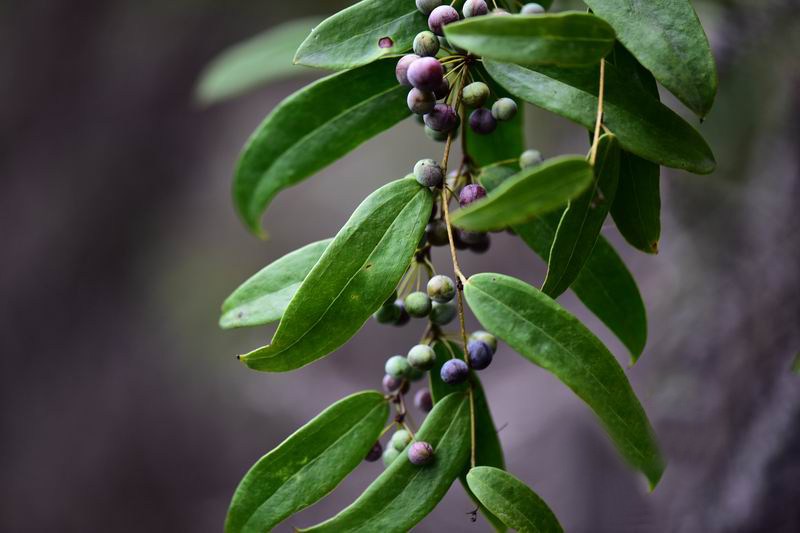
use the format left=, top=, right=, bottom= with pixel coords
left=404, top=291, right=432, bottom=318
left=463, top=0, right=489, bottom=18
left=458, top=230, right=486, bottom=245
left=425, top=125, right=449, bottom=142
left=413, top=30, right=440, bottom=57
left=469, top=108, right=497, bottom=134
left=521, top=3, right=546, bottom=15
left=520, top=149, right=543, bottom=169
left=469, top=232, right=490, bottom=253
left=454, top=229, right=470, bottom=250
left=407, top=88, right=436, bottom=115
left=462, top=81, right=490, bottom=108
left=407, top=366, right=425, bottom=381
left=382, top=373, right=403, bottom=393
left=428, top=5, right=459, bottom=35
left=395, top=54, right=420, bottom=86
left=408, top=441, right=435, bottom=465
left=469, top=330, right=497, bottom=353
left=413, top=158, right=444, bottom=188
left=427, top=274, right=456, bottom=303
left=393, top=299, right=411, bottom=326
left=407, top=344, right=436, bottom=370
left=492, top=97, right=518, bottom=121
left=385, top=355, right=410, bottom=378
left=426, top=220, right=450, bottom=246
left=391, top=429, right=413, bottom=451
left=433, top=78, right=450, bottom=100
left=414, top=388, right=433, bottom=412
left=416, top=0, right=442, bottom=16
left=423, top=103, right=457, bottom=132
left=407, top=57, right=444, bottom=91
left=374, top=301, right=401, bottom=324
left=365, top=441, right=383, bottom=462
left=440, top=358, right=469, bottom=384
left=491, top=8, right=511, bottom=16
left=430, top=301, right=457, bottom=325
left=459, top=183, right=487, bottom=207
left=467, top=340, right=493, bottom=370
left=382, top=446, right=400, bottom=466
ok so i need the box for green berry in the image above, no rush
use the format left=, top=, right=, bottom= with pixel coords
left=425, top=125, right=449, bottom=142
left=469, top=330, right=497, bottom=353
left=413, top=31, right=440, bottom=57
left=521, top=3, right=545, bottom=15
left=520, top=149, right=543, bottom=169
left=462, top=81, right=490, bottom=108
left=491, top=97, right=517, bottom=121
left=391, top=429, right=413, bottom=451
left=382, top=446, right=400, bottom=466
left=413, top=158, right=444, bottom=188
left=407, top=366, right=425, bottom=381
left=407, top=344, right=436, bottom=370
left=430, top=301, right=457, bottom=325
left=385, top=355, right=410, bottom=378
left=427, top=274, right=456, bottom=303
left=374, top=302, right=401, bottom=324
left=404, top=291, right=432, bottom=317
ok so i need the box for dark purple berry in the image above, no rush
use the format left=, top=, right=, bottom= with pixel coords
left=394, top=299, right=411, bottom=326
left=469, top=232, right=491, bottom=253
left=408, top=441, right=435, bottom=465
left=407, top=88, right=436, bottom=115
left=467, top=340, right=493, bottom=370
left=396, top=54, right=420, bottom=86
left=433, top=78, right=450, bottom=100
left=416, top=0, right=442, bottom=15
left=428, top=5, right=459, bottom=35
left=469, top=108, right=497, bottom=134
left=407, top=57, right=444, bottom=91
left=469, top=330, right=497, bottom=353
left=459, top=184, right=487, bottom=207
left=454, top=229, right=469, bottom=250
left=413, top=31, right=440, bottom=57
left=382, top=374, right=403, bottom=392
left=414, top=388, right=433, bottom=412
left=365, top=441, right=383, bottom=462
left=458, top=230, right=487, bottom=245
left=426, top=220, right=450, bottom=246
left=463, top=0, right=489, bottom=18
left=440, top=358, right=469, bottom=384
left=424, top=103, right=457, bottom=132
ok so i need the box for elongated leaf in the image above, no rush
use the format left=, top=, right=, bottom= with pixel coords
left=451, top=156, right=593, bottom=232
left=467, top=467, right=562, bottom=533
left=220, top=239, right=331, bottom=329
left=445, top=12, right=614, bottom=67
left=430, top=341, right=507, bottom=532
left=301, top=392, right=471, bottom=532
left=240, top=178, right=432, bottom=371
left=294, top=0, right=425, bottom=70
left=235, top=60, right=409, bottom=234
left=542, top=134, right=621, bottom=298
left=195, top=17, right=323, bottom=105
left=225, top=391, right=389, bottom=533
left=478, top=163, right=518, bottom=192
left=484, top=59, right=715, bottom=174
left=584, top=0, right=717, bottom=117
left=464, top=273, right=664, bottom=487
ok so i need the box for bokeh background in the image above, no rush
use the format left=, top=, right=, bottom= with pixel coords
left=2, top=1, right=799, bottom=531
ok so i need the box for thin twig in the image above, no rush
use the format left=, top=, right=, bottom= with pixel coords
left=590, top=59, right=606, bottom=166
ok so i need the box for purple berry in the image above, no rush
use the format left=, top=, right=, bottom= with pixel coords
left=469, top=330, right=497, bottom=353
left=428, top=5, right=459, bottom=35
left=382, top=374, right=403, bottom=392
left=414, top=388, right=433, bottom=412
left=440, top=358, right=469, bottom=384
left=414, top=158, right=444, bottom=187
left=469, top=108, right=497, bottom=134
left=407, top=57, right=444, bottom=91
left=424, top=103, right=457, bottom=132
left=396, top=54, right=420, bottom=86
left=463, top=0, right=489, bottom=18
left=407, top=88, right=436, bottom=115
left=433, top=78, right=450, bottom=100
left=408, top=441, right=435, bottom=465
left=365, top=441, right=383, bottom=462
left=394, top=299, right=411, bottom=326
left=458, top=229, right=486, bottom=245
left=467, top=340, right=493, bottom=370
left=459, top=184, right=487, bottom=207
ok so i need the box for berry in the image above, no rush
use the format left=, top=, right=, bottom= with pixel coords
left=492, top=97, right=518, bottom=121
left=391, top=429, right=413, bottom=451
left=520, top=149, right=543, bottom=169
left=385, top=355, right=411, bottom=378
left=416, top=0, right=442, bottom=16
left=469, top=108, right=497, bottom=134
left=469, top=330, right=497, bottom=353
left=407, top=344, right=436, bottom=370
left=382, top=374, right=403, bottom=393
left=467, top=340, right=493, bottom=370
left=491, top=8, right=511, bottom=16
left=427, top=274, right=456, bottom=303
left=426, top=220, right=450, bottom=246
left=414, top=388, right=433, bottom=412
left=407, top=57, right=444, bottom=91
left=469, top=232, right=490, bottom=254
left=413, top=158, right=444, bottom=187
left=454, top=229, right=470, bottom=250
left=374, top=301, right=401, bottom=324
left=430, top=301, right=457, bottom=325
left=428, top=5, right=459, bottom=35
left=425, top=126, right=449, bottom=142
left=404, top=291, right=432, bottom=317
left=393, top=299, right=411, bottom=326
left=440, top=358, right=469, bottom=384
left=407, top=88, right=436, bottom=115
left=408, top=441, right=435, bottom=465
left=433, top=78, right=450, bottom=100
left=463, top=0, right=489, bottom=18
left=462, top=81, right=490, bottom=108
left=395, top=54, right=420, bottom=86
left=423, top=103, right=457, bottom=132
left=413, top=31, right=440, bottom=57
left=365, top=441, right=383, bottom=462
left=459, top=184, right=487, bottom=207
left=458, top=230, right=486, bottom=245
left=521, top=3, right=546, bottom=15
left=382, top=446, right=400, bottom=466
left=407, top=366, right=425, bottom=381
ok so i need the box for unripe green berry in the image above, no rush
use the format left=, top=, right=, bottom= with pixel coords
left=519, top=149, right=543, bottom=169
left=385, top=355, right=410, bottom=378
left=382, top=446, right=400, bottom=466
left=425, top=125, right=449, bottom=142
left=469, top=330, right=497, bottom=353
left=521, top=3, right=545, bottom=15
left=427, top=274, right=456, bottom=303
left=407, top=366, right=425, bottom=381
left=430, top=301, right=457, bottom=325
left=390, top=429, right=413, bottom=451
left=414, top=158, right=444, bottom=188
left=407, top=344, right=436, bottom=370
left=374, top=302, right=401, bottom=324
left=491, top=97, right=518, bottom=121
left=462, top=81, right=490, bottom=108
left=413, top=31, right=440, bottom=57
left=416, top=0, right=442, bottom=16
left=463, top=0, right=488, bottom=18
left=404, top=291, right=432, bottom=317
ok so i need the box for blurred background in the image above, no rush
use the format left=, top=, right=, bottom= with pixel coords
left=1, top=0, right=798, bottom=531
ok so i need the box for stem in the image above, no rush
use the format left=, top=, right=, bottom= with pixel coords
left=590, top=59, right=606, bottom=166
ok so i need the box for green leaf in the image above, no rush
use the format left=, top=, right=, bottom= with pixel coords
left=478, top=163, right=518, bottom=192
left=220, top=239, right=332, bottom=329
left=542, top=134, right=621, bottom=298
left=301, top=392, right=471, bottom=532
left=429, top=341, right=507, bottom=532
left=234, top=60, right=409, bottom=234
left=240, top=178, right=432, bottom=372
left=484, top=59, right=716, bottom=174
left=584, top=0, right=717, bottom=117
left=225, top=391, right=389, bottom=533
left=464, top=273, right=664, bottom=487
left=466, top=467, right=563, bottom=533
left=294, top=0, right=426, bottom=70
left=195, top=17, right=323, bottom=105
left=451, top=156, right=594, bottom=232
left=444, top=12, right=615, bottom=67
